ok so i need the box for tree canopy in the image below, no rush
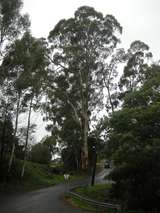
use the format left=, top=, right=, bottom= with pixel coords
left=0, top=5, right=160, bottom=212
left=46, top=6, right=122, bottom=169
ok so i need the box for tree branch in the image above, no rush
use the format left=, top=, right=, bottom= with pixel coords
left=65, top=91, right=81, bottom=127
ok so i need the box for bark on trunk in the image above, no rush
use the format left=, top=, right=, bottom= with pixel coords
left=8, top=92, right=21, bottom=173
left=106, top=84, right=114, bottom=113
left=81, top=109, right=89, bottom=170
left=91, top=151, right=97, bottom=186
left=21, top=97, right=33, bottom=178
left=0, top=111, right=7, bottom=161
left=80, top=66, right=89, bottom=170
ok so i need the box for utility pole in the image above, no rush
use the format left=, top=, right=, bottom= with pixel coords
left=91, top=145, right=97, bottom=186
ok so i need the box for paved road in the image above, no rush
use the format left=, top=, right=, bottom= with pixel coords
left=0, top=183, right=88, bottom=213
left=0, top=169, right=110, bottom=213
left=95, top=168, right=113, bottom=184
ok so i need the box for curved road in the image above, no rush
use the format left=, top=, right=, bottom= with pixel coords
left=0, top=183, right=87, bottom=213
left=95, top=168, right=113, bottom=184
left=0, top=169, right=110, bottom=213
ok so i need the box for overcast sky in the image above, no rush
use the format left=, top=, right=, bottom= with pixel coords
left=22, top=0, right=160, bottom=141
left=22, top=0, right=160, bottom=60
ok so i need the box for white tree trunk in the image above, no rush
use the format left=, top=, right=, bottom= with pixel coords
left=21, top=97, right=33, bottom=178
left=8, top=92, right=21, bottom=173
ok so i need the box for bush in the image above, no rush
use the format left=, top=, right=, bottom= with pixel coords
left=110, top=157, right=160, bottom=212
left=29, top=143, right=52, bottom=164
left=50, top=166, right=64, bottom=175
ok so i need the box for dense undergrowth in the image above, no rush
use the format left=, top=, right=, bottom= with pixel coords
left=0, top=159, right=64, bottom=192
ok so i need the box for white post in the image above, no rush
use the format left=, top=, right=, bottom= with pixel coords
left=64, top=174, right=70, bottom=193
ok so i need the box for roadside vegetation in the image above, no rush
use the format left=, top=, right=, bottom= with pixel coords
left=0, top=160, right=64, bottom=192
left=74, top=184, right=112, bottom=202
left=68, top=184, right=146, bottom=213
left=0, top=1, right=160, bottom=212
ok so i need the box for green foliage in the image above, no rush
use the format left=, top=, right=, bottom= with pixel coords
left=43, top=136, right=58, bottom=155
left=0, top=160, right=64, bottom=191
left=45, top=6, right=122, bottom=169
left=18, top=161, right=64, bottom=188
left=29, top=142, right=52, bottom=164
left=106, top=65, right=160, bottom=211
left=1, top=31, right=50, bottom=176
left=0, top=115, right=15, bottom=161
left=47, top=5, right=122, bottom=117
left=0, top=0, right=30, bottom=60
left=2, top=32, right=49, bottom=94
left=74, top=184, right=112, bottom=202
left=0, top=5, right=160, bottom=212
left=69, top=184, right=126, bottom=213
left=119, top=40, right=152, bottom=95
left=69, top=196, right=96, bottom=212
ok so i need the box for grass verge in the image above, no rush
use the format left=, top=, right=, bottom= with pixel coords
left=68, top=184, right=146, bottom=213
left=0, top=160, right=65, bottom=193
left=74, top=183, right=112, bottom=202
left=67, top=184, right=118, bottom=212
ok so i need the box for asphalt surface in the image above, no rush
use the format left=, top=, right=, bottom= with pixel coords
left=0, top=183, right=88, bottom=213
left=95, top=168, right=113, bottom=184
left=0, top=169, right=110, bottom=213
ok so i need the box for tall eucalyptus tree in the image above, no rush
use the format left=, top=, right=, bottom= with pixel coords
left=19, top=34, right=49, bottom=178
left=47, top=6, right=122, bottom=168
left=1, top=32, right=49, bottom=175
left=0, top=0, right=30, bottom=51
left=0, top=0, right=30, bottom=164
left=119, top=40, right=152, bottom=96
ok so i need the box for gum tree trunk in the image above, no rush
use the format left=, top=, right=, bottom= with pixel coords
left=8, top=92, right=21, bottom=173
left=21, top=97, right=33, bottom=178
left=0, top=109, right=7, bottom=161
